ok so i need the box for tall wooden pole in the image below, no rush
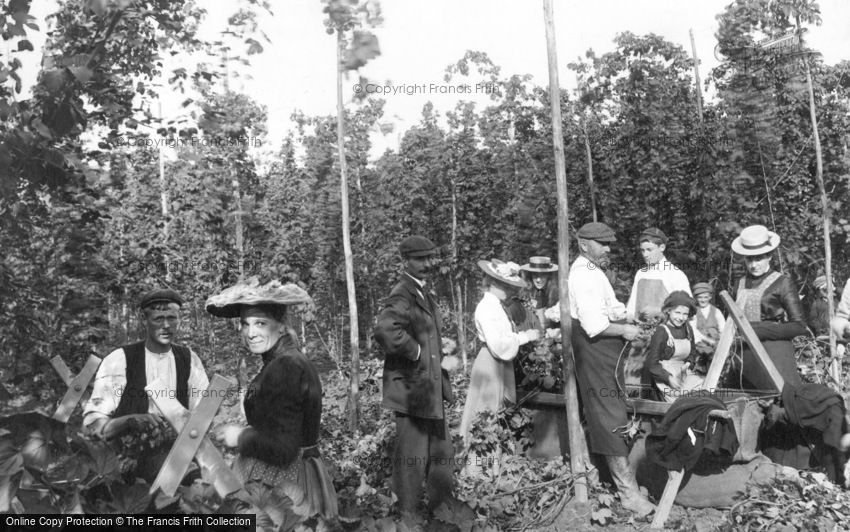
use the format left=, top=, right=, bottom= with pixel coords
left=689, top=30, right=704, bottom=122
left=689, top=29, right=712, bottom=262
left=337, top=29, right=360, bottom=430
left=543, top=0, right=588, bottom=504
left=794, top=17, right=837, bottom=374
left=158, top=101, right=172, bottom=284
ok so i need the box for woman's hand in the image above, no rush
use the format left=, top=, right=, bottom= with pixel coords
left=218, top=424, right=244, bottom=448
left=667, top=370, right=684, bottom=391
left=523, top=329, right=542, bottom=343
left=441, top=355, right=460, bottom=372
left=545, top=328, right=561, bottom=340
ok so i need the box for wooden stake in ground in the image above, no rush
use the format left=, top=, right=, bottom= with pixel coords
left=793, top=19, right=838, bottom=376
left=336, top=29, right=361, bottom=430
left=543, top=0, right=588, bottom=504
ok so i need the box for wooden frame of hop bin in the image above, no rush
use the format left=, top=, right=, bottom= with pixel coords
left=521, top=291, right=787, bottom=528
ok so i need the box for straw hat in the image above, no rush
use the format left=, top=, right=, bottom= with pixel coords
left=520, top=256, right=558, bottom=273
left=477, top=259, right=527, bottom=289
left=731, top=225, right=780, bottom=256
left=205, top=277, right=313, bottom=318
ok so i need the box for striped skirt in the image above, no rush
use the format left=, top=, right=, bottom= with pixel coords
left=236, top=446, right=338, bottom=520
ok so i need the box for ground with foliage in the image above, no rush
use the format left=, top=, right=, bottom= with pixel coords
left=1, top=0, right=850, bottom=529
left=4, top=337, right=850, bottom=531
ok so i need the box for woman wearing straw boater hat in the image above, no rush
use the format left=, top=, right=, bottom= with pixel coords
left=520, top=256, right=559, bottom=328
left=459, top=259, right=542, bottom=443
left=206, top=278, right=337, bottom=521
left=731, top=225, right=806, bottom=389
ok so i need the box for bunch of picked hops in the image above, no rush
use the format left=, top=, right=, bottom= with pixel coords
left=115, top=416, right=177, bottom=475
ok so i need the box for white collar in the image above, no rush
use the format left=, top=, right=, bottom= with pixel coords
left=405, top=272, right=426, bottom=289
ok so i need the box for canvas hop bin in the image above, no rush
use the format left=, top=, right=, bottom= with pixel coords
left=521, top=291, right=805, bottom=528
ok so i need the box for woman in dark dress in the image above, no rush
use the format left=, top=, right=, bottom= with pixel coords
left=519, top=256, right=560, bottom=328
left=730, top=225, right=806, bottom=389
left=206, top=279, right=337, bottom=520
left=731, top=225, right=812, bottom=472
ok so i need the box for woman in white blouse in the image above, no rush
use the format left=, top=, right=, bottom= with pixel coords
left=460, top=259, right=542, bottom=444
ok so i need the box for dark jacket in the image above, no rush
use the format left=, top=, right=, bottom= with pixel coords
left=374, top=274, right=454, bottom=419
left=806, top=297, right=834, bottom=337
left=646, top=396, right=739, bottom=471
left=238, top=335, right=322, bottom=467
left=741, top=273, right=808, bottom=341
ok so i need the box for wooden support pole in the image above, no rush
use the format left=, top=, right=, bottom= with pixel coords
left=719, top=291, right=785, bottom=391
left=543, top=0, right=588, bottom=504
left=651, top=409, right=731, bottom=529
left=700, top=321, right=737, bottom=390
left=149, top=375, right=242, bottom=498
left=51, top=355, right=102, bottom=423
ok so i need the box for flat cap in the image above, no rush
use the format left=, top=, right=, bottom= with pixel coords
left=399, top=235, right=437, bottom=258
left=139, top=288, right=183, bottom=309
left=692, top=282, right=714, bottom=296
left=576, top=222, right=616, bottom=243
left=639, top=227, right=668, bottom=244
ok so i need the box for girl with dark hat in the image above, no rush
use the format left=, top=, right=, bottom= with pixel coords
left=642, top=291, right=703, bottom=402
left=459, top=260, right=542, bottom=443
left=206, top=278, right=337, bottom=520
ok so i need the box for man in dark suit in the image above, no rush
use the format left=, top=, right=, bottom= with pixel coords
left=374, top=235, right=455, bottom=521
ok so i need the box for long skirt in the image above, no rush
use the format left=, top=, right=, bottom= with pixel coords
left=572, top=319, right=630, bottom=456
left=236, top=449, right=338, bottom=520
left=459, top=346, right=516, bottom=443
left=739, top=339, right=802, bottom=391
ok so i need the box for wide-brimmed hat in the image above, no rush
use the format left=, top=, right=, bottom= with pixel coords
left=662, top=290, right=697, bottom=316
left=477, top=259, right=527, bottom=289
left=692, top=282, right=714, bottom=297
left=521, top=256, right=558, bottom=274
left=205, top=277, right=313, bottom=318
left=731, top=225, right=780, bottom=256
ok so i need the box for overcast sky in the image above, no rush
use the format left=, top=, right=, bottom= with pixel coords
left=23, top=1, right=850, bottom=156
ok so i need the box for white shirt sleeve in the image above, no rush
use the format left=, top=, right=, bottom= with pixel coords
left=671, top=267, right=692, bottom=295
left=626, top=272, right=641, bottom=322
left=187, top=349, right=210, bottom=410
left=715, top=308, right=727, bottom=335
left=571, top=271, right=612, bottom=338
left=83, top=348, right=127, bottom=428
left=475, top=294, right=530, bottom=362
left=690, top=316, right=706, bottom=344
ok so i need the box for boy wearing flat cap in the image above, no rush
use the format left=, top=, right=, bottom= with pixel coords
left=83, top=288, right=209, bottom=481
left=626, top=227, right=691, bottom=322
left=374, top=235, right=456, bottom=522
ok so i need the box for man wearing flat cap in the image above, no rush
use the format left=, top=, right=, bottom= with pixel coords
left=374, top=235, right=455, bottom=521
left=83, top=288, right=209, bottom=481
left=569, top=222, right=655, bottom=516
left=626, top=227, right=691, bottom=322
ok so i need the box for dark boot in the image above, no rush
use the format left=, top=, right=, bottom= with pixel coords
left=605, top=455, right=655, bottom=517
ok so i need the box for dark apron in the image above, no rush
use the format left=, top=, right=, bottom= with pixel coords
left=740, top=339, right=802, bottom=391
left=571, top=319, right=630, bottom=456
